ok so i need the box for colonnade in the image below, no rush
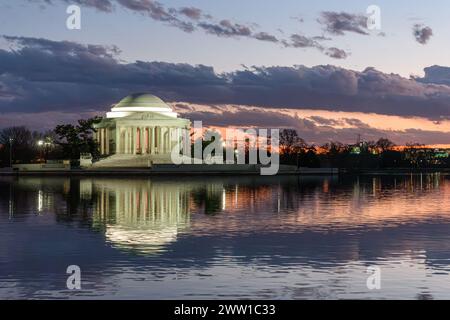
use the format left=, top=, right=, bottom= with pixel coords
left=97, top=126, right=187, bottom=156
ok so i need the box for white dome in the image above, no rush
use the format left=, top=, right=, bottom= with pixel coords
left=106, top=93, right=178, bottom=118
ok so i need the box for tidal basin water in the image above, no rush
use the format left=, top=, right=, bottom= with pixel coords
left=1, top=174, right=450, bottom=299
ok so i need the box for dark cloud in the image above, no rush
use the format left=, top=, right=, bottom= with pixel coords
left=177, top=7, right=203, bottom=20
left=325, top=47, right=348, bottom=59
left=40, top=0, right=114, bottom=12
left=253, top=32, right=279, bottom=43
left=284, top=34, right=321, bottom=48
left=2, top=103, right=449, bottom=145
left=312, top=35, right=332, bottom=41
left=282, top=34, right=348, bottom=59
left=413, top=24, right=433, bottom=44
left=197, top=20, right=283, bottom=44
left=173, top=104, right=450, bottom=145
left=416, top=65, right=450, bottom=85
left=30, top=0, right=267, bottom=41
left=2, top=36, right=450, bottom=120
left=115, top=0, right=195, bottom=32
left=307, top=116, right=343, bottom=126
left=198, top=20, right=252, bottom=37
left=31, top=0, right=195, bottom=32
left=179, top=107, right=303, bottom=129
left=29, top=0, right=346, bottom=59
left=319, top=11, right=369, bottom=36
left=0, top=35, right=224, bottom=112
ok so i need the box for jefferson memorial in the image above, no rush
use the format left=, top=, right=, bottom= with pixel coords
left=92, top=93, right=191, bottom=167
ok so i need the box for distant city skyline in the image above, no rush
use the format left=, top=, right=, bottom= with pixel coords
left=1, top=0, right=450, bottom=144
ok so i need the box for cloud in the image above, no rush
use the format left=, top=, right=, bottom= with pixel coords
left=115, top=0, right=195, bottom=32
left=30, top=0, right=270, bottom=41
left=2, top=36, right=450, bottom=120
left=325, top=47, right=348, bottom=59
left=172, top=104, right=450, bottom=145
left=177, top=7, right=203, bottom=20
left=198, top=20, right=252, bottom=37
left=29, top=0, right=346, bottom=59
left=284, top=34, right=320, bottom=48
left=290, top=16, right=304, bottom=23
left=416, top=65, right=450, bottom=85
left=319, top=11, right=369, bottom=36
left=44, top=0, right=114, bottom=12
left=197, top=20, right=282, bottom=44
left=2, top=102, right=449, bottom=145
left=0, top=110, right=99, bottom=131
left=253, top=32, right=279, bottom=43
left=282, top=34, right=349, bottom=59
left=413, top=24, right=433, bottom=44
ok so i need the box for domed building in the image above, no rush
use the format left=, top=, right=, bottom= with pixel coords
left=93, top=93, right=191, bottom=166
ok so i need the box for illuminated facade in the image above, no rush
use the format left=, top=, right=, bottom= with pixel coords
left=93, top=93, right=190, bottom=165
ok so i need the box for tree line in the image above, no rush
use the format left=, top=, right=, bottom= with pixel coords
left=0, top=117, right=101, bottom=167
left=278, top=129, right=450, bottom=170
left=0, top=120, right=448, bottom=169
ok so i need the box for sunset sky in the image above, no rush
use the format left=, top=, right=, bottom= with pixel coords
left=1, top=0, right=450, bottom=145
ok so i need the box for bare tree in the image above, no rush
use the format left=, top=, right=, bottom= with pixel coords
left=279, top=129, right=307, bottom=154
left=0, top=126, right=38, bottom=165
left=375, top=138, right=395, bottom=153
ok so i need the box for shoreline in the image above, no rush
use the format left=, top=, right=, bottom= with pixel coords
left=0, top=164, right=339, bottom=176
left=0, top=169, right=326, bottom=176
left=0, top=167, right=448, bottom=176
left=344, top=168, right=450, bottom=175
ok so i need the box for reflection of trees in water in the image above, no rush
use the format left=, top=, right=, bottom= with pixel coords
left=57, top=178, right=95, bottom=225
left=3, top=174, right=449, bottom=254
left=292, top=174, right=446, bottom=211
left=3, top=176, right=450, bottom=299
left=0, top=177, right=96, bottom=227
left=191, top=184, right=223, bottom=215
left=3, top=174, right=447, bottom=221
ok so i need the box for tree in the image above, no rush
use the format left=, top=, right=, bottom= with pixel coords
left=54, top=117, right=102, bottom=160
left=300, top=147, right=321, bottom=168
left=37, top=131, right=59, bottom=161
left=0, top=126, right=37, bottom=166
left=279, top=129, right=308, bottom=166
left=320, top=141, right=352, bottom=168
left=0, top=126, right=32, bottom=147
left=380, top=150, right=404, bottom=168
left=361, top=140, right=377, bottom=154
left=321, top=141, right=348, bottom=156
left=279, top=129, right=307, bottom=154
left=375, top=138, right=395, bottom=153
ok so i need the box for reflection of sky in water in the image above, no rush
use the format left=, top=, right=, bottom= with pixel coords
left=0, top=174, right=450, bottom=299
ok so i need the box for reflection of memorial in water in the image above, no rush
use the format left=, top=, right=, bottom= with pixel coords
left=88, top=179, right=191, bottom=254
left=9, top=174, right=447, bottom=253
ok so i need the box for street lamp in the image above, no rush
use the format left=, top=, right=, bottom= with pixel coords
left=9, top=137, right=13, bottom=168
left=37, top=139, right=52, bottom=162
left=37, top=140, right=44, bottom=162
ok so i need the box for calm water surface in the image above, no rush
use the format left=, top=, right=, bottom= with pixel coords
left=1, top=174, right=450, bottom=299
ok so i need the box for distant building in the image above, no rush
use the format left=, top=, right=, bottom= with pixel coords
left=93, top=93, right=190, bottom=167
left=403, top=146, right=450, bottom=166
